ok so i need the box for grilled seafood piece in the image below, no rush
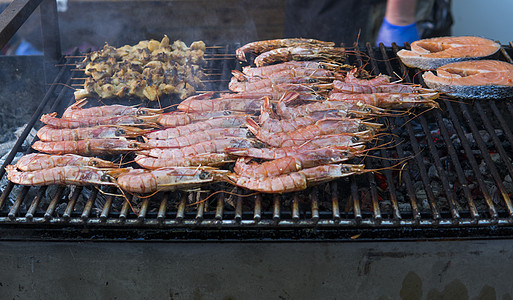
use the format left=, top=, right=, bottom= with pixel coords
left=177, top=94, right=265, bottom=113
left=396, top=36, right=501, bottom=70
left=140, top=137, right=264, bottom=160
left=32, top=138, right=147, bottom=156
left=276, top=96, right=384, bottom=119
left=157, top=110, right=239, bottom=127
left=135, top=153, right=233, bottom=169
left=220, top=164, right=366, bottom=193
left=242, top=61, right=339, bottom=77
left=14, top=153, right=116, bottom=171
left=6, top=165, right=120, bottom=186
left=41, top=112, right=157, bottom=129
left=62, top=100, right=163, bottom=120
left=228, top=74, right=324, bottom=93
left=236, top=38, right=335, bottom=62
left=332, top=80, right=433, bottom=94
left=146, top=115, right=249, bottom=140
left=144, top=128, right=253, bottom=148
left=76, top=36, right=206, bottom=101
left=343, top=68, right=391, bottom=85
left=37, top=125, right=148, bottom=141
left=258, top=96, right=379, bottom=134
left=246, top=118, right=376, bottom=147
left=115, top=167, right=222, bottom=193
left=233, top=148, right=357, bottom=179
left=225, top=137, right=367, bottom=160
left=328, top=92, right=440, bottom=109
left=254, top=45, right=346, bottom=67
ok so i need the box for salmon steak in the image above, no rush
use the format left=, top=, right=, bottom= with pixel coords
left=397, top=36, right=500, bottom=70
left=422, top=60, right=513, bottom=99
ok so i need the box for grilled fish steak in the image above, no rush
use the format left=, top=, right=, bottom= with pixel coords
left=397, top=36, right=500, bottom=70
left=422, top=60, right=513, bottom=99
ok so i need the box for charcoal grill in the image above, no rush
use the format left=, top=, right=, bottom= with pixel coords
left=3, top=0, right=513, bottom=242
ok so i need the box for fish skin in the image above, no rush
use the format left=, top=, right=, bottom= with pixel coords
left=422, top=77, right=513, bottom=99
left=397, top=36, right=500, bottom=70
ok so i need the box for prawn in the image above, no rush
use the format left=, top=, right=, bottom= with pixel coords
left=32, top=138, right=147, bottom=156
left=219, top=163, right=366, bottom=193
left=40, top=112, right=157, bottom=128
left=236, top=38, right=335, bottom=62
left=233, top=147, right=357, bottom=178
left=144, top=128, right=253, bottom=148
left=328, top=92, right=440, bottom=109
left=6, top=165, right=120, bottom=186
left=140, top=137, right=264, bottom=160
left=62, top=99, right=163, bottom=120
left=333, top=80, right=435, bottom=94
left=246, top=118, right=375, bottom=147
left=135, top=152, right=233, bottom=169
left=177, top=95, right=265, bottom=113
left=146, top=115, right=249, bottom=140
left=254, top=45, right=346, bottom=67
left=157, top=110, right=238, bottom=127
left=114, top=167, right=221, bottom=194
left=258, top=96, right=380, bottom=134
left=242, top=61, right=336, bottom=77
left=275, top=95, right=384, bottom=119
left=14, top=153, right=116, bottom=171
left=37, top=125, right=148, bottom=141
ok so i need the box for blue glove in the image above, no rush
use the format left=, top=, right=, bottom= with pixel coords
left=376, top=18, right=419, bottom=47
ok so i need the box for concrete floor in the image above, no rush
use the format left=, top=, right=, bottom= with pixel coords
left=0, top=239, right=511, bottom=299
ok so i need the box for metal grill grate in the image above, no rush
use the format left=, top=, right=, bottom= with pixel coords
left=1, top=43, right=513, bottom=241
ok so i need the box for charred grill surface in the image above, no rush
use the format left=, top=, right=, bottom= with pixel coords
left=1, top=44, right=513, bottom=241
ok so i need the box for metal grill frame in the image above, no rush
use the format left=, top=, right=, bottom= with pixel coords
left=3, top=0, right=513, bottom=241
left=1, top=44, right=513, bottom=241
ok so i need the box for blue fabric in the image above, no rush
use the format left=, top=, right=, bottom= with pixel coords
left=15, top=39, right=43, bottom=55
left=376, top=17, right=419, bottom=47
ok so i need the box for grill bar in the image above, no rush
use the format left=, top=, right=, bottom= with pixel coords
left=444, top=101, right=498, bottom=217
left=433, top=110, right=479, bottom=220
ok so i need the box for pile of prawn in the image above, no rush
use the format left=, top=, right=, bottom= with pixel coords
left=6, top=38, right=440, bottom=195
left=6, top=100, right=162, bottom=186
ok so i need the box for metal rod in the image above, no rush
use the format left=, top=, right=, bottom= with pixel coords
left=254, top=193, right=262, bottom=223
left=99, top=190, right=114, bottom=221
left=44, top=186, right=65, bottom=220
left=195, top=193, right=205, bottom=222
left=176, top=193, right=187, bottom=221
left=119, top=196, right=132, bottom=221
left=0, top=0, right=42, bottom=50
left=235, top=196, right=242, bottom=223
left=350, top=177, right=362, bottom=223
left=138, top=198, right=150, bottom=220
left=0, top=182, right=15, bottom=211
left=331, top=183, right=341, bottom=222
left=81, top=187, right=98, bottom=220
left=63, top=186, right=83, bottom=220
left=26, top=186, right=47, bottom=220
left=215, top=193, right=224, bottom=221
left=157, top=193, right=168, bottom=221
left=8, top=186, right=29, bottom=220
left=272, top=195, right=280, bottom=222
left=292, top=193, right=300, bottom=222
left=311, top=189, right=319, bottom=223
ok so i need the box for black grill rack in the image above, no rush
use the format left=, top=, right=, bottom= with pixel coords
left=1, top=42, right=513, bottom=241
